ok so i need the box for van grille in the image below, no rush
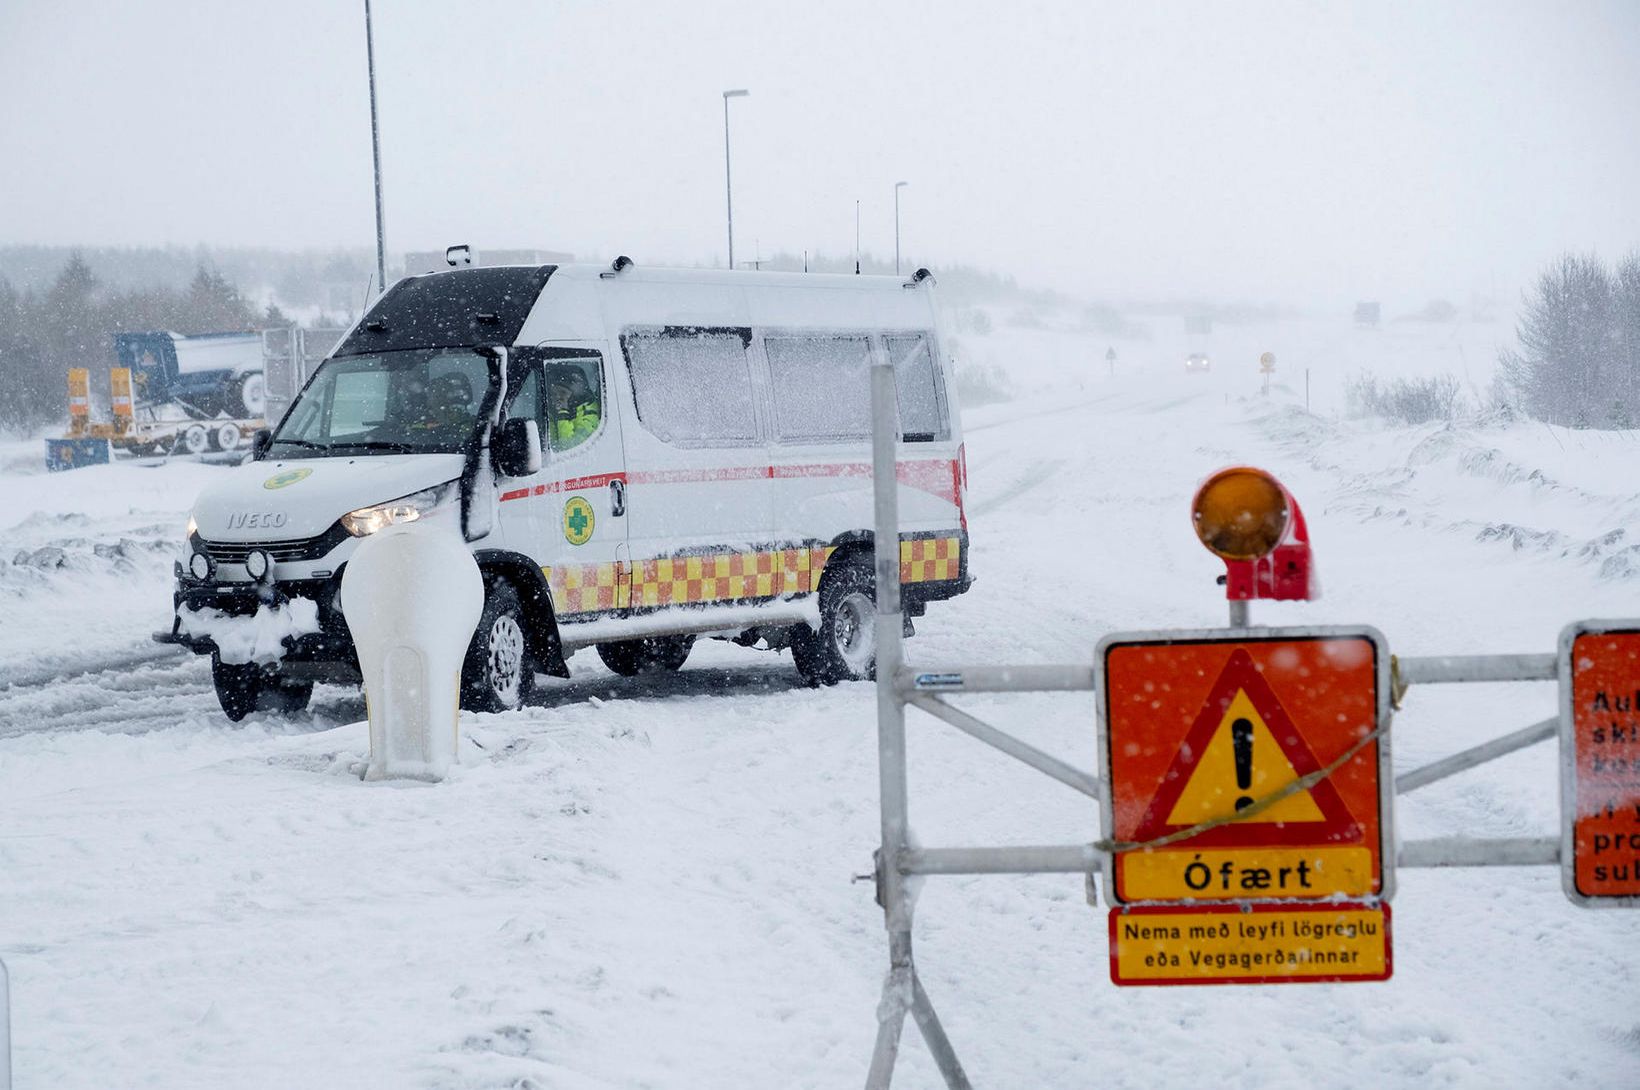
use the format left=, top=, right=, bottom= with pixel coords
left=201, top=523, right=346, bottom=565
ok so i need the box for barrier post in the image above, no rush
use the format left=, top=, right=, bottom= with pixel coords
left=66, top=368, right=90, bottom=436
left=110, top=367, right=134, bottom=436
left=865, top=358, right=969, bottom=1089
left=341, top=522, right=485, bottom=781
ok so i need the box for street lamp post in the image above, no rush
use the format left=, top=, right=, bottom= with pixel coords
left=894, top=181, right=909, bottom=275
left=363, top=0, right=387, bottom=296
left=722, top=89, right=749, bottom=269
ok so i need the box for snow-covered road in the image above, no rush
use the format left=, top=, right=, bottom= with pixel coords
left=2, top=334, right=1638, bottom=1087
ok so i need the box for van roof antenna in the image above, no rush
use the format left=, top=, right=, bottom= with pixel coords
left=601, top=255, right=634, bottom=279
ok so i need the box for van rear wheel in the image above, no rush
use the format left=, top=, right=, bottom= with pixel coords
left=596, top=635, right=694, bottom=676
left=461, top=581, right=535, bottom=712
left=792, top=558, right=879, bottom=686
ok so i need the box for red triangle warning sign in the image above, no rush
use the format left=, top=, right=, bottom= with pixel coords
left=1131, top=647, right=1363, bottom=848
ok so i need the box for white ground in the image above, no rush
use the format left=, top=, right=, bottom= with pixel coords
left=2, top=309, right=1638, bottom=1089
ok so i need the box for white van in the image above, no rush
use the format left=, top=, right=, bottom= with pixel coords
left=158, top=260, right=972, bottom=720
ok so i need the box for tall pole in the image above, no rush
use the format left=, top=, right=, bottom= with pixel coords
left=364, top=0, right=387, bottom=296
left=855, top=199, right=861, bottom=275
left=722, top=89, right=749, bottom=269
left=894, top=181, right=908, bottom=276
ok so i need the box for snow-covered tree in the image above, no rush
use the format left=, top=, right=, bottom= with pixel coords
left=1500, top=253, right=1622, bottom=427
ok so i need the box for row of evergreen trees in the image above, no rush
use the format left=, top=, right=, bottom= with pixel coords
left=0, top=253, right=283, bottom=434
left=1501, top=253, right=1640, bottom=429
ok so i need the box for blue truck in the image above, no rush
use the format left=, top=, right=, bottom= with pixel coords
left=113, top=331, right=266, bottom=420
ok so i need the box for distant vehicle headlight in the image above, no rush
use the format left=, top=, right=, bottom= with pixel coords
left=341, top=480, right=459, bottom=537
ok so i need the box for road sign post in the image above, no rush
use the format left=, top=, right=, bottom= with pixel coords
left=1560, top=620, right=1640, bottom=907
left=1260, top=351, right=1276, bottom=396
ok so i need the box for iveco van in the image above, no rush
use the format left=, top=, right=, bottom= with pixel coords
left=159, top=260, right=972, bottom=719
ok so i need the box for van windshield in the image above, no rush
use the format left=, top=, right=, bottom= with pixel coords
left=269, top=349, right=495, bottom=457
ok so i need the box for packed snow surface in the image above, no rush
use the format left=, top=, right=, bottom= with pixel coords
left=1, top=311, right=1637, bottom=1088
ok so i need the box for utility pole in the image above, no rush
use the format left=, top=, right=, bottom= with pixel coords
left=722, top=89, right=749, bottom=268
left=364, top=0, right=387, bottom=296
left=894, top=181, right=908, bottom=275
left=855, top=200, right=861, bottom=275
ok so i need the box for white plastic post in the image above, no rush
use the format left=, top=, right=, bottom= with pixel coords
left=1, top=956, right=10, bottom=1090
left=341, top=523, right=485, bottom=781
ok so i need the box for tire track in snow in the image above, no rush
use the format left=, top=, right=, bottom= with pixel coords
left=968, top=458, right=1068, bottom=517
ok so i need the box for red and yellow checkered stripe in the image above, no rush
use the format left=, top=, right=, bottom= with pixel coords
left=629, top=547, right=828, bottom=609
left=548, top=559, right=632, bottom=614
left=545, top=536, right=959, bottom=617
left=900, top=536, right=960, bottom=583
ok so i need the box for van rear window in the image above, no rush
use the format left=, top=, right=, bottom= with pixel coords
left=885, top=334, right=949, bottom=442
left=623, top=328, right=758, bottom=446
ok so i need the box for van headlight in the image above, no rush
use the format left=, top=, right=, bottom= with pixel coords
left=341, top=480, right=459, bottom=537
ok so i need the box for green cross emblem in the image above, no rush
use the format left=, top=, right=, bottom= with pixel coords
left=563, top=496, right=595, bottom=545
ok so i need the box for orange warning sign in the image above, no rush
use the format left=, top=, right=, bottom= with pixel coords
left=1098, top=630, right=1390, bottom=905
left=1561, top=624, right=1640, bottom=906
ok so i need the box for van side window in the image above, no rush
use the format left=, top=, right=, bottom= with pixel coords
left=507, top=367, right=544, bottom=434
left=884, top=333, right=949, bottom=442
left=542, top=356, right=603, bottom=452
left=765, top=334, right=874, bottom=442
left=623, top=328, right=758, bottom=446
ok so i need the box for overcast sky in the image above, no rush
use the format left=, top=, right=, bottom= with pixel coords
left=4, top=1, right=1639, bottom=306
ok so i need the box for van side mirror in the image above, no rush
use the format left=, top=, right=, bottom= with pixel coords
left=493, top=418, right=542, bottom=477
left=250, top=428, right=273, bottom=460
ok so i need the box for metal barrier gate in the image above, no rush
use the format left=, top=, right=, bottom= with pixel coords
left=858, top=358, right=1636, bottom=1087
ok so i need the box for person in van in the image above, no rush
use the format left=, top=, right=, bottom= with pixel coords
left=420, top=372, right=476, bottom=433
left=549, top=366, right=599, bottom=448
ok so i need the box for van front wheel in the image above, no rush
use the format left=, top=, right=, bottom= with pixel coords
left=461, top=581, right=535, bottom=712
left=792, top=559, right=880, bottom=686
left=595, top=635, right=694, bottom=676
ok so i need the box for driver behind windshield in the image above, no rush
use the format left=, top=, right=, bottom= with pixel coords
left=414, top=372, right=475, bottom=433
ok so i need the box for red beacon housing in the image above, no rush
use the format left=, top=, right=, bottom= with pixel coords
left=1190, top=466, right=1317, bottom=601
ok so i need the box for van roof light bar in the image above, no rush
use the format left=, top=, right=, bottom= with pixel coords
left=601, top=255, right=634, bottom=279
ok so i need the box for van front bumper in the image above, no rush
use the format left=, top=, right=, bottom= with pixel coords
left=153, top=565, right=362, bottom=683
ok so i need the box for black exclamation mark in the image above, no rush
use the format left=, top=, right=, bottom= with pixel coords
left=1232, top=717, right=1255, bottom=811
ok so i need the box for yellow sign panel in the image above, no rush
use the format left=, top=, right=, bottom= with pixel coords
left=1119, top=846, right=1376, bottom=900
left=1110, top=903, right=1391, bottom=985
left=1166, top=689, right=1326, bottom=826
